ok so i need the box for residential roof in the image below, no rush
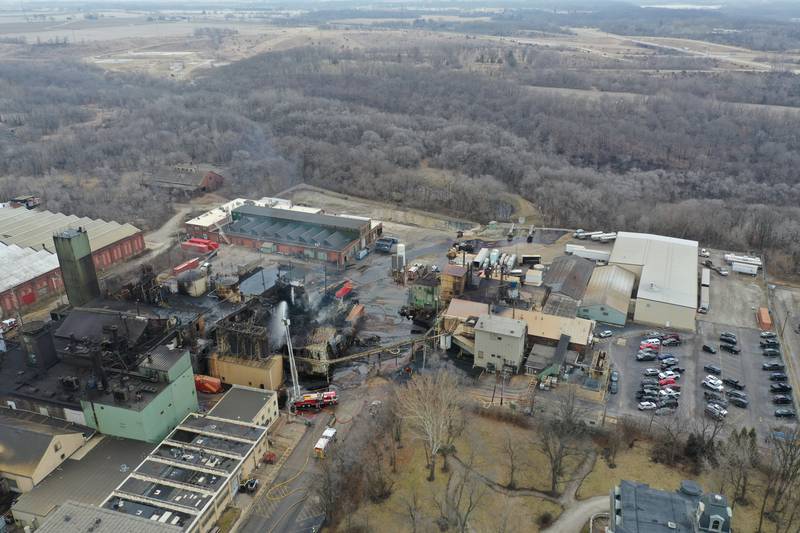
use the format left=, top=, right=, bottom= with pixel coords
left=474, top=314, right=526, bottom=338
left=0, top=242, right=59, bottom=293
left=442, top=298, right=490, bottom=321
left=543, top=255, right=594, bottom=300
left=207, top=385, right=276, bottom=424
left=12, top=437, right=154, bottom=520
left=35, top=500, right=181, bottom=533
left=582, top=265, right=636, bottom=314
left=0, top=207, right=140, bottom=253
left=0, top=409, right=93, bottom=478
left=613, top=480, right=697, bottom=533
left=496, top=307, right=594, bottom=345
left=610, top=232, right=698, bottom=309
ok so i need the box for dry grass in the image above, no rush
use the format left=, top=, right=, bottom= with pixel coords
left=345, top=417, right=566, bottom=532
left=578, top=440, right=768, bottom=532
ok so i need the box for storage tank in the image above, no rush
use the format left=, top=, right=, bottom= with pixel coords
left=397, top=244, right=406, bottom=264
left=489, top=249, right=500, bottom=266
left=507, top=254, right=517, bottom=269
left=178, top=270, right=208, bottom=297
left=473, top=248, right=489, bottom=268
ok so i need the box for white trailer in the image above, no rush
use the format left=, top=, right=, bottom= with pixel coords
left=732, top=262, right=759, bottom=276
left=701, top=268, right=711, bottom=288
left=573, top=248, right=611, bottom=262
left=699, top=286, right=710, bottom=314
left=723, top=253, right=762, bottom=268
left=590, top=232, right=617, bottom=242
left=577, top=231, right=603, bottom=240
left=565, top=244, right=585, bottom=254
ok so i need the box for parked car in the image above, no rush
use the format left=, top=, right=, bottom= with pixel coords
left=704, top=391, right=724, bottom=402
left=610, top=370, right=619, bottom=383
left=671, top=366, right=686, bottom=374
left=720, top=344, right=741, bottom=355
left=661, top=338, right=681, bottom=347
left=718, top=268, right=729, bottom=276
left=773, top=395, right=793, bottom=405
left=763, top=348, right=782, bottom=357
left=761, top=340, right=780, bottom=348
left=659, top=378, right=676, bottom=387
left=699, top=248, right=710, bottom=257
left=239, top=478, right=259, bottom=493
left=729, top=397, right=749, bottom=408
left=722, top=378, right=745, bottom=390
left=761, top=331, right=777, bottom=338
left=771, top=383, right=793, bottom=393
left=598, top=330, right=613, bottom=338
left=636, top=353, right=657, bottom=362
left=642, top=337, right=661, bottom=344
left=660, top=333, right=681, bottom=341
left=775, top=409, right=797, bottom=419
left=640, top=342, right=660, bottom=350
left=708, top=397, right=729, bottom=409
left=763, top=362, right=785, bottom=371
left=657, top=353, right=676, bottom=361
left=705, top=403, right=727, bottom=420
left=702, top=344, right=717, bottom=354
left=720, top=331, right=737, bottom=341
left=703, top=364, right=722, bottom=375
left=636, top=391, right=658, bottom=400
left=705, top=374, right=722, bottom=384
left=661, top=383, right=681, bottom=391
left=660, top=357, right=679, bottom=365
left=643, top=368, right=660, bottom=376
left=702, top=380, right=724, bottom=393
left=726, top=390, right=748, bottom=400
left=660, top=388, right=680, bottom=398
left=658, top=371, right=679, bottom=381
left=609, top=381, right=619, bottom=394
left=374, top=236, right=399, bottom=253
left=641, top=377, right=659, bottom=384
left=770, top=373, right=788, bottom=382
left=638, top=401, right=658, bottom=411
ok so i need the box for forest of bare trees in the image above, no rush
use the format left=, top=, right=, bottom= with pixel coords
left=2, top=29, right=800, bottom=272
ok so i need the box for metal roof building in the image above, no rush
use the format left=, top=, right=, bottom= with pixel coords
left=543, top=255, right=594, bottom=301
left=0, top=243, right=59, bottom=294
left=0, top=207, right=139, bottom=253
left=35, top=500, right=180, bottom=533
left=610, top=232, right=698, bottom=331
left=578, top=265, right=636, bottom=326
left=207, top=384, right=279, bottom=427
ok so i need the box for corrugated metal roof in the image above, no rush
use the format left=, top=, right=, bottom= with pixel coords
left=582, top=265, right=635, bottom=314
left=36, top=500, right=181, bottom=533
left=543, top=255, right=594, bottom=300
left=233, top=205, right=369, bottom=232
left=0, top=242, right=60, bottom=293
left=610, top=232, right=698, bottom=308
left=0, top=207, right=140, bottom=253
left=497, top=307, right=594, bottom=346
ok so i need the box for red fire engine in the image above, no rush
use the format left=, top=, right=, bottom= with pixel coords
left=292, top=391, right=338, bottom=411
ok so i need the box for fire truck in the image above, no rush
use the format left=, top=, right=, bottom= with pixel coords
left=292, top=390, right=338, bottom=411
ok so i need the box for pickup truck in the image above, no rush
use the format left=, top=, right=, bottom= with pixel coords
left=374, top=237, right=399, bottom=253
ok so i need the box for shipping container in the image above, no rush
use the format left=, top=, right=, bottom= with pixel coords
left=701, top=268, right=711, bottom=287
left=173, top=258, right=201, bottom=275
left=520, top=254, right=542, bottom=265
left=757, top=307, right=773, bottom=330
left=565, top=244, right=584, bottom=255
left=732, top=262, right=759, bottom=276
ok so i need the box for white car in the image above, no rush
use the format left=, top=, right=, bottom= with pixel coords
left=597, top=330, right=613, bottom=338
left=638, top=401, right=658, bottom=411
left=645, top=330, right=662, bottom=338
left=642, top=338, right=661, bottom=345
left=643, top=368, right=660, bottom=376
left=702, top=380, right=724, bottom=392
left=658, top=371, right=679, bottom=381
left=704, top=375, right=722, bottom=385
left=718, top=269, right=729, bottom=276
left=699, top=249, right=710, bottom=257
left=660, top=388, right=681, bottom=398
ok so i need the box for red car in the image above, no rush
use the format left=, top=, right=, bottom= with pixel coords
left=660, top=383, right=681, bottom=391
left=640, top=342, right=660, bottom=350
left=659, top=378, right=676, bottom=387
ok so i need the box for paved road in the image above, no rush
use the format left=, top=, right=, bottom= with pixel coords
left=544, top=496, right=607, bottom=532
left=241, top=416, right=326, bottom=533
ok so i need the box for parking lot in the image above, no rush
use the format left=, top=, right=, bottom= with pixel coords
left=606, top=247, right=797, bottom=434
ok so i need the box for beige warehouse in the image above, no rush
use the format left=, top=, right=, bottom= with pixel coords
left=609, top=232, right=698, bottom=331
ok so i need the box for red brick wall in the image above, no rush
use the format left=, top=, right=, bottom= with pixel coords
left=92, top=232, right=145, bottom=271
left=0, top=269, right=62, bottom=317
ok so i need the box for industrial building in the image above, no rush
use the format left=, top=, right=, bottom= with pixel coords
left=610, top=232, right=698, bottom=331
left=206, top=385, right=279, bottom=427
left=35, top=500, right=180, bottom=533
left=0, top=207, right=143, bottom=317
left=186, top=198, right=382, bottom=266
left=0, top=408, right=93, bottom=493
left=473, top=314, right=527, bottom=372
left=11, top=437, right=154, bottom=529
left=577, top=265, right=636, bottom=326
left=496, top=308, right=594, bottom=354
left=608, top=480, right=732, bottom=533
left=542, top=255, right=594, bottom=301
left=101, top=397, right=274, bottom=533
left=150, top=168, right=225, bottom=197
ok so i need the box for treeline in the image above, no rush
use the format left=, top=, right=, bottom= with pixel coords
left=2, top=39, right=800, bottom=272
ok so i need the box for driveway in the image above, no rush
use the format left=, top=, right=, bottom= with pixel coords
left=544, top=496, right=607, bottom=532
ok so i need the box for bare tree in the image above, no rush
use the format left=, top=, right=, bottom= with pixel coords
left=535, top=388, right=587, bottom=495
left=758, top=427, right=800, bottom=533
left=433, top=451, right=486, bottom=533
left=502, top=429, right=519, bottom=488
left=396, top=370, right=463, bottom=481
left=401, top=487, right=424, bottom=533
left=718, top=427, right=759, bottom=508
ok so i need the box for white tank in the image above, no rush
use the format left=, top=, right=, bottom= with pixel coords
left=507, top=254, right=517, bottom=269
left=397, top=243, right=406, bottom=263
left=489, top=249, right=500, bottom=265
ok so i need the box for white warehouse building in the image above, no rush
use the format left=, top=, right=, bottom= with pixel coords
left=609, top=232, right=698, bottom=331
